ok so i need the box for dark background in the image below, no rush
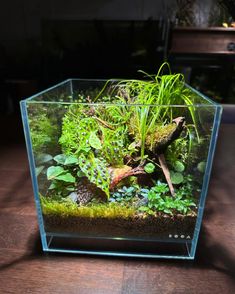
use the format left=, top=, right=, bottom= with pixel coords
left=0, top=0, right=172, bottom=118
left=1, top=0, right=235, bottom=140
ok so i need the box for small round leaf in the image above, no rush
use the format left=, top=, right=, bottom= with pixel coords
left=144, top=163, right=155, bottom=174
left=197, top=161, right=206, bottom=173
left=170, top=171, right=184, bottom=184
left=174, top=160, right=185, bottom=172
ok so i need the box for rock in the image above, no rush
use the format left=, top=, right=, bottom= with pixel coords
left=68, top=192, right=79, bottom=203
left=77, top=177, right=107, bottom=205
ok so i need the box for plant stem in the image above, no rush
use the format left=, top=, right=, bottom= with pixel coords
left=93, top=116, right=115, bottom=130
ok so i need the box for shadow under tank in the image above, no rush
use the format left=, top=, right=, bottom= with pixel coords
left=20, top=65, right=222, bottom=259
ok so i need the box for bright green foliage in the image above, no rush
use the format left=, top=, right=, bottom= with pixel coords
left=109, top=180, right=196, bottom=216
left=95, top=104, right=131, bottom=126
left=170, top=171, right=184, bottom=184
left=166, top=125, right=204, bottom=171
left=47, top=166, right=65, bottom=180
left=54, top=154, right=79, bottom=165
left=138, top=181, right=196, bottom=215
left=78, top=153, right=110, bottom=198
left=175, top=175, right=196, bottom=198
left=165, top=136, right=189, bottom=166
left=55, top=173, right=75, bottom=183
left=47, top=166, right=75, bottom=183
left=115, top=63, right=201, bottom=159
left=59, top=103, right=129, bottom=200
left=145, top=123, right=176, bottom=153
left=169, top=160, right=185, bottom=185
left=89, top=131, right=102, bottom=149
left=43, top=63, right=202, bottom=213
left=46, top=153, right=79, bottom=197
left=173, top=160, right=185, bottom=172
left=47, top=177, right=76, bottom=197
left=59, top=106, right=128, bottom=166
left=98, top=126, right=127, bottom=166
left=60, top=115, right=98, bottom=155
left=144, top=162, right=155, bottom=173
left=139, top=194, right=196, bottom=215
left=41, top=196, right=136, bottom=219
left=29, top=112, right=58, bottom=154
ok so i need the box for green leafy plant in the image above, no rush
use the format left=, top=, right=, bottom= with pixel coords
left=44, top=63, right=202, bottom=210
left=138, top=181, right=196, bottom=215
left=173, top=160, right=185, bottom=172
left=78, top=153, right=110, bottom=198
left=114, top=62, right=201, bottom=161
left=54, top=154, right=79, bottom=165
left=46, top=165, right=76, bottom=197
left=28, top=106, right=59, bottom=154
left=58, top=103, right=130, bottom=199
left=170, top=171, right=184, bottom=185
left=144, top=162, right=156, bottom=174
left=169, top=160, right=185, bottom=185
left=46, top=153, right=80, bottom=197
left=110, top=186, right=137, bottom=204
left=47, top=166, right=76, bottom=183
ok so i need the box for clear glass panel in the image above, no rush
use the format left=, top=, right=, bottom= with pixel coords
left=26, top=80, right=72, bottom=102
left=20, top=79, right=222, bottom=259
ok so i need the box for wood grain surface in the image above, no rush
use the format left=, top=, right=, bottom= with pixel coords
left=171, top=27, right=235, bottom=55
left=0, top=116, right=235, bottom=294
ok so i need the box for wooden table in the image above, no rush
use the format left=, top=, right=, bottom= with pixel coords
left=0, top=115, right=235, bottom=293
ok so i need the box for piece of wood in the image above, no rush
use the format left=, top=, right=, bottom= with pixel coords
left=154, top=116, right=185, bottom=154
left=171, top=27, right=235, bottom=55
left=109, top=166, right=145, bottom=190
left=154, top=117, right=185, bottom=196
left=158, top=153, right=175, bottom=196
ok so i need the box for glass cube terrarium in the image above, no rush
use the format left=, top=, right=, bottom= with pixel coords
left=20, top=70, right=222, bottom=259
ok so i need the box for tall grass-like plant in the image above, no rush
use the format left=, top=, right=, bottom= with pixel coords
left=114, top=62, right=200, bottom=160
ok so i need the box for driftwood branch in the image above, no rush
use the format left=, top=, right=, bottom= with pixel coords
left=109, top=166, right=145, bottom=190
left=155, top=116, right=185, bottom=197
left=154, top=116, right=185, bottom=154
left=158, top=154, right=175, bottom=196
left=109, top=117, right=186, bottom=195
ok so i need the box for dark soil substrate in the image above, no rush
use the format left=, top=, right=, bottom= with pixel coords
left=43, top=214, right=197, bottom=240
